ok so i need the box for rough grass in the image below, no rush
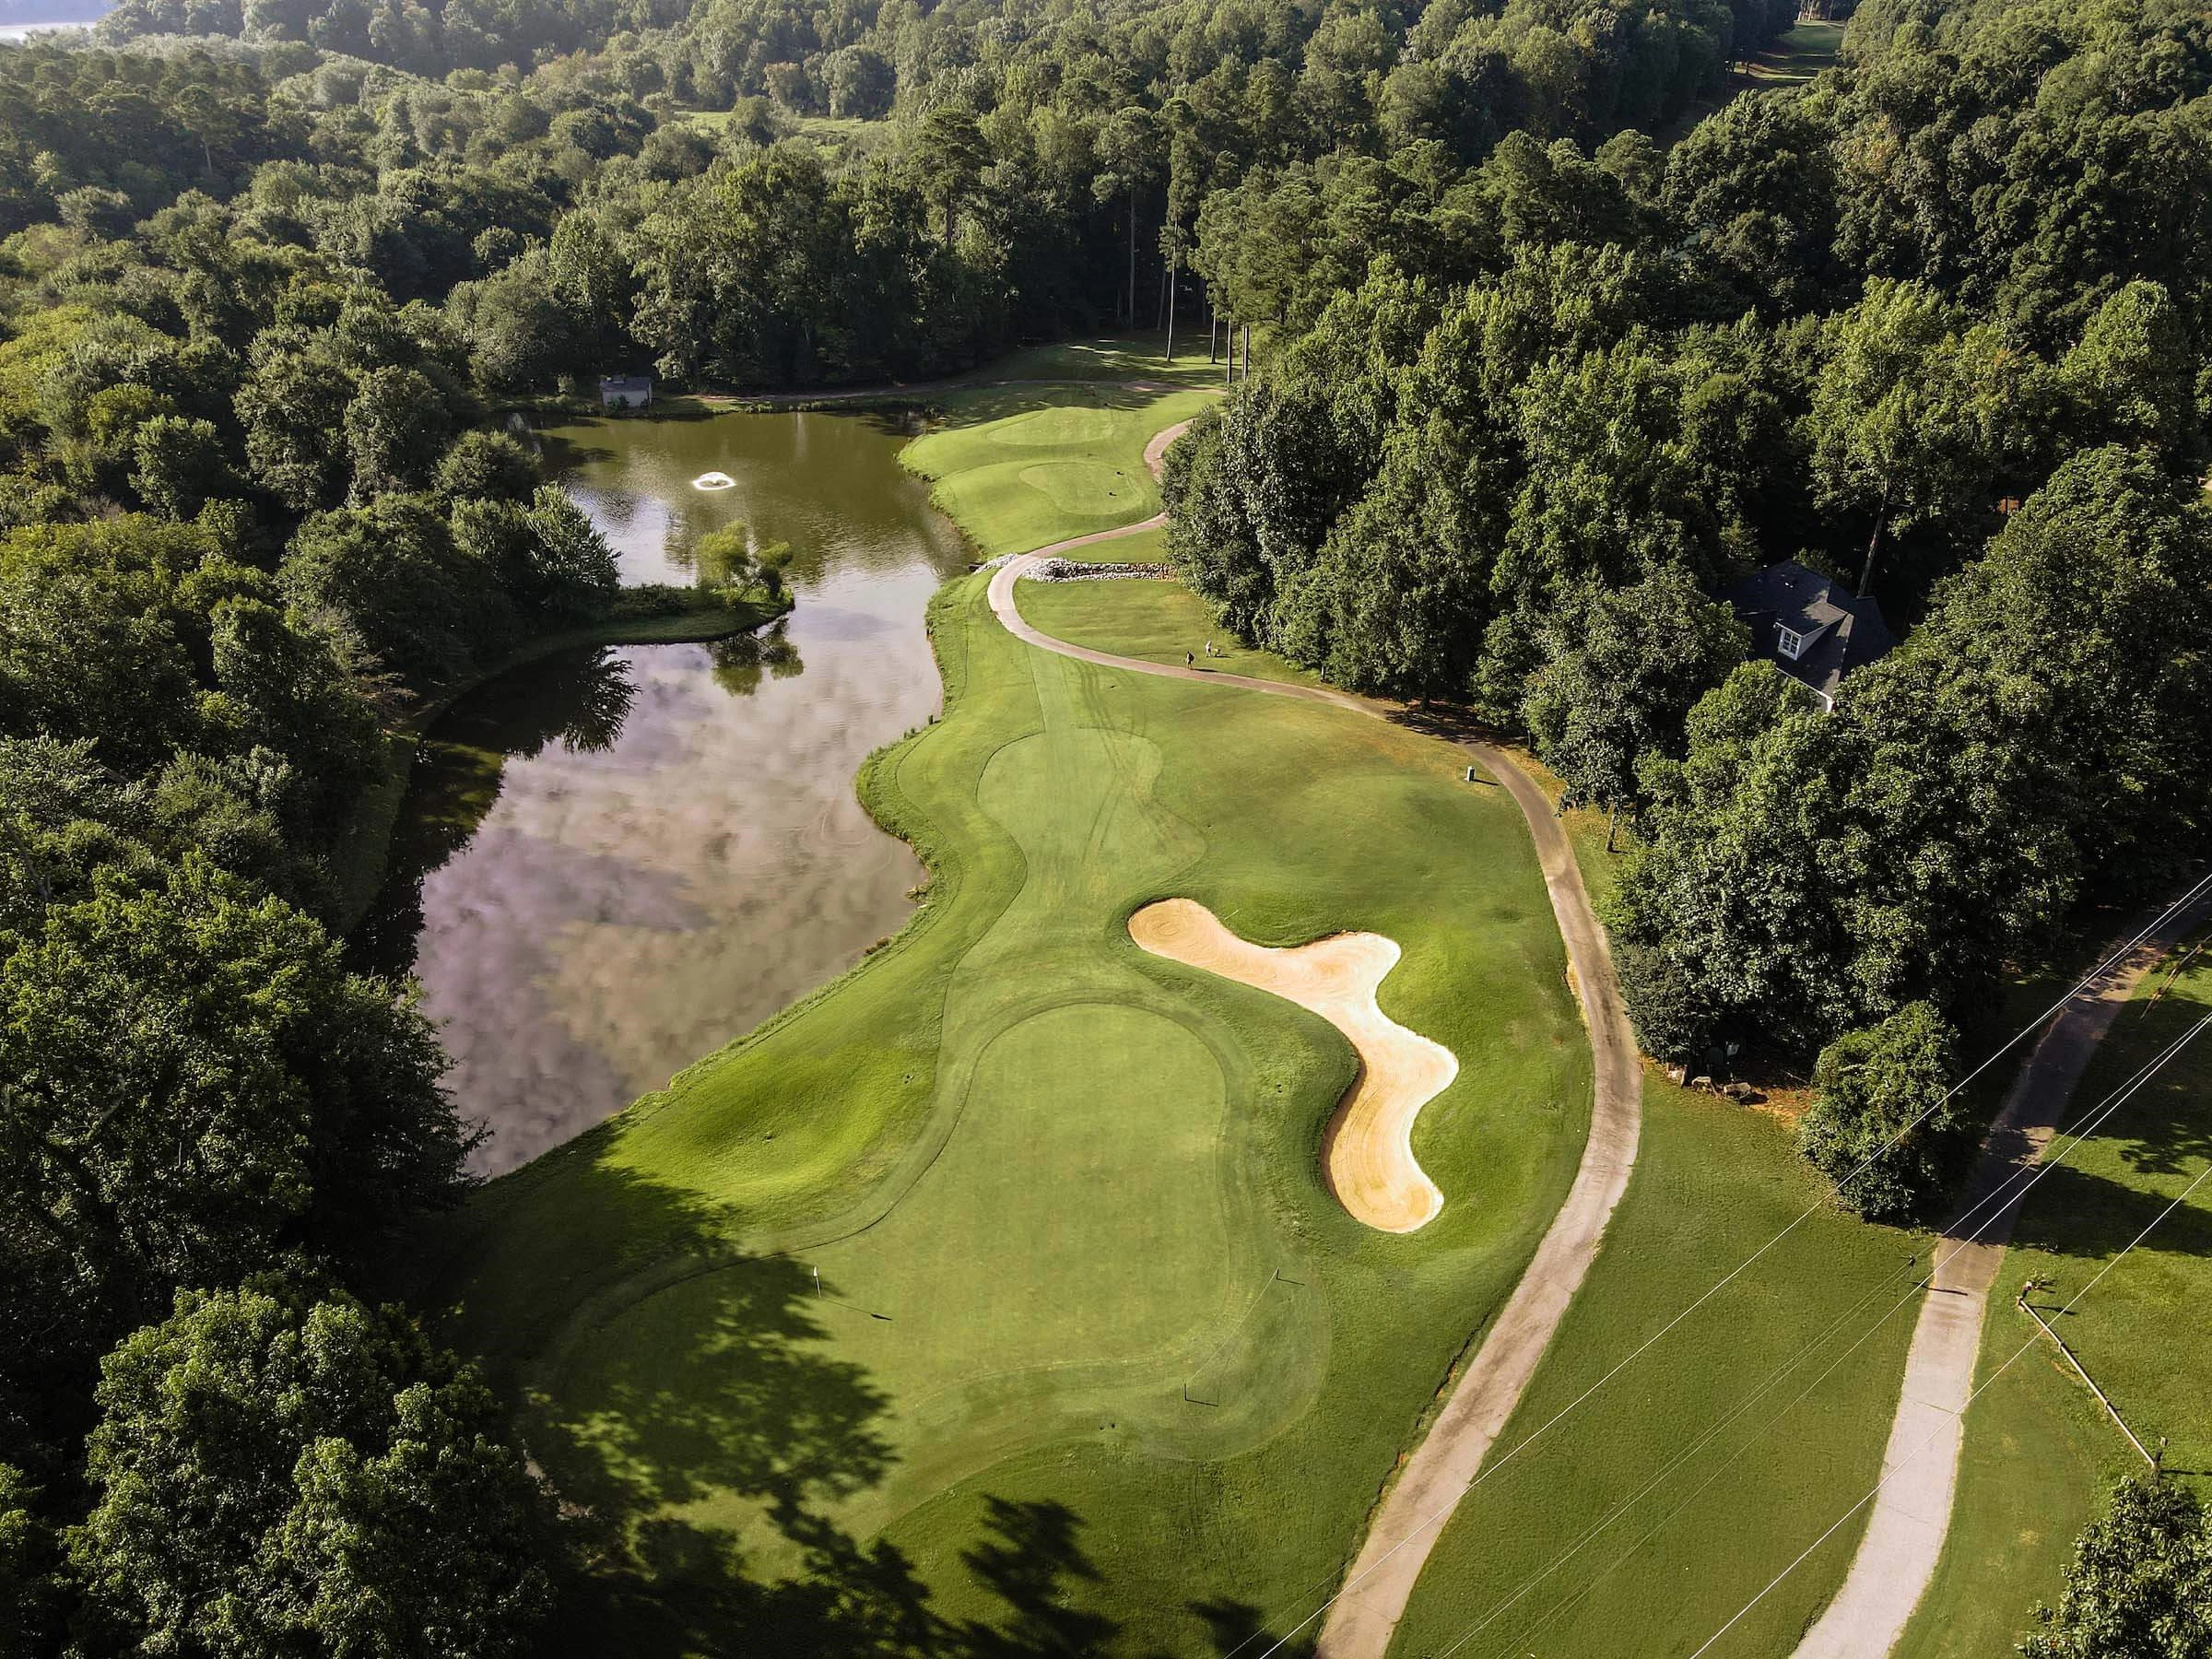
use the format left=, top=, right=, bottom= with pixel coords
left=1895, top=939, right=2212, bottom=1659
left=901, top=382, right=1217, bottom=557
left=1387, top=1075, right=1926, bottom=1659
left=418, top=429, right=1591, bottom=1651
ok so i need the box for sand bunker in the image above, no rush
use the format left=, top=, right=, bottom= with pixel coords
left=1128, top=899, right=1454, bottom=1232
left=692, top=471, right=736, bottom=490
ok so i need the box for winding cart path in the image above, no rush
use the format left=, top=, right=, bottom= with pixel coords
left=983, top=415, right=1643, bottom=1658
left=1793, top=893, right=2208, bottom=1659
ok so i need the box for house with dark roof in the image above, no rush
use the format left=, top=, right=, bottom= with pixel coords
left=598, top=374, right=653, bottom=410
left=1724, top=560, right=1896, bottom=709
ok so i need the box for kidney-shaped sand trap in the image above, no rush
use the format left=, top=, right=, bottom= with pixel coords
left=1128, top=899, right=1455, bottom=1232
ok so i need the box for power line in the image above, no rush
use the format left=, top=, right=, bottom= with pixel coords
left=1429, top=1260, right=1935, bottom=1659
left=1231, top=871, right=2212, bottom=1659
left=1686, top=1152, right=2212, bottom=1658
left=1422, top=1006, right=2212, bottom=1659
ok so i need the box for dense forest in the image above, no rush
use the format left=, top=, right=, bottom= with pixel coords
left=1165, top=0, right=2212, bottom=1216
left=2, top=0, right=2208, bottom=1648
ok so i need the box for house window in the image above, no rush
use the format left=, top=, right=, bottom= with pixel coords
left=1777, top=625, right=1806, bottom=661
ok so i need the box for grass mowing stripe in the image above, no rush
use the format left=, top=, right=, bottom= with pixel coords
left=419, top=383, right=1592, bottom=1656
left=1385, top=1078, right=1924, bottom=1659
left=1690, top=1151, right=2212, bottom=1659
left=1423, top=1007, right=2212, bottom=1659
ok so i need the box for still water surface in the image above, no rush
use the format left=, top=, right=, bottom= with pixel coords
left=359, top=408, right=970, bottom=1174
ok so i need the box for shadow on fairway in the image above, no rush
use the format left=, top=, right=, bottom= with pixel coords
left=474, top=1152, right=1137, bottom=1658
left=1187, top=1596, right=1314, bottom=1659
left=552, top=1492, right=1134, bottom=1659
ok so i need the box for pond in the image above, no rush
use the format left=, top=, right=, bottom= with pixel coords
left=355, top=408, right=971, bottom=1174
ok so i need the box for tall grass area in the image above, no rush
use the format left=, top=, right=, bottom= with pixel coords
left=901, top=381, right=1218, bottom=556
left=1896, top=941, right=2212, bottom=1658
left=1387, top=1076, right=1925, bottom=1659
left=416, top=393, right=1594, bottom=1653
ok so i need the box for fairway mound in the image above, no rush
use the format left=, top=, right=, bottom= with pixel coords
left=1127, top=898, right=1453, bottom=1232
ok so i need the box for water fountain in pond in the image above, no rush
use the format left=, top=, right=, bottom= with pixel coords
left=360, top=407, right=969, bottom=1174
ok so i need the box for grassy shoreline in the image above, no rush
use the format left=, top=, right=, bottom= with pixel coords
left=416, top=375, right=1595, bottom=1654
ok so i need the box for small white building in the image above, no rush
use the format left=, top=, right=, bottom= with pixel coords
left=598, top=375, right=653, bottom=410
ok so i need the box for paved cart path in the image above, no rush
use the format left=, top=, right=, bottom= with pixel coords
left=983, top=413, right=1643, bottom=1657
left=1793, top=894, right=2208, bottom=1659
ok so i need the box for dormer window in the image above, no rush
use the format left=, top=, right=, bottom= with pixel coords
left=1777, top=625, right=1806, bottom=661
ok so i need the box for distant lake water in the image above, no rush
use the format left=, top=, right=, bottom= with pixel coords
left=356, top=407, right=971, bottom=1176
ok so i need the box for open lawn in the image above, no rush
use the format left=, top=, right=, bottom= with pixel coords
left=984, top=335, right=1239, bottom=389
left=1895, top=936, right=2212, bottom=1659
left=900, top=381, right=1217, bottom=557
left=1388, top=1076, right=1926, bottom=1659
left=1742, top=18, right=1845, bottom=85
left=418, top=394, right=1593, bottom=1654
left=1048, top=522, right=1170, bottom=565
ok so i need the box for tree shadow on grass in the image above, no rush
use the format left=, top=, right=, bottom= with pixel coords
left=2011, top=1159, right=2212, bottom=1265
left=435, top=1148, right=1131, bottom=1658
left=550, top=1497, right=1129, bottom=1659
left=1186, top=1597, right=1313, bottom=1659
left=954, top=1498, right=1117, bottom=1659
left=2104, top=992, right=2212, bottom=1179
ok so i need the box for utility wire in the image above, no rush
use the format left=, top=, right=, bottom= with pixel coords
left=1424, top=1007, right=2212, bottom=1659
left=1230, top=871, right=2212, bottom=1659
left=1687, top=1154, right=2212, bottom=1659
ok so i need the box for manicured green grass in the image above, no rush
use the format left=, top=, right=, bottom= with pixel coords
left=1658, top=18, right=1844, bottom=145
left=1012, top=579, right=1641, bottom=916
left=901, top=382, right=1218, bottom=557
left=1050, top=522, right=1171, bottom=564
left=1005, top=521, right=1974, bottom=1659
left=1745, top=18, right=1845, bottom=84
left=1895, top=942, right=2212, bottom=1659
left=1389, top=1077, right=1926, bottom=1659
left=420, top=535, right=1591, bottom=1650
left=1017, top=574, right=1325, bottom=688
left=985, top=335, right=1240, bottom=389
